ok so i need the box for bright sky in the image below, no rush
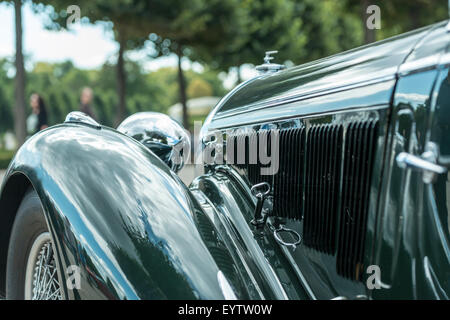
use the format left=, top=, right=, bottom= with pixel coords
left=0, top=2, right=185, bottom=70
left=0, top=2, right=253, bottom=88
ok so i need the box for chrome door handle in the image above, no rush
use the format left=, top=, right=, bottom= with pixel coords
left=396, top=153, right=447, bottom=173
left=396, top=142, right=448, bottom=183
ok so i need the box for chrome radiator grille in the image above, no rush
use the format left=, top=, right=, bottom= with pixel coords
left=227, top=119, right=379, bottom=281
left=336, top=120, right=378, bottom=280
left=303, top=124, right=343, bottom=255
left=272, top=128, right=306, bottom=220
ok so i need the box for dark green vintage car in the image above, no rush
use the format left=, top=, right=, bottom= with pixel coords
left=1, top=20, right=449, bottom=300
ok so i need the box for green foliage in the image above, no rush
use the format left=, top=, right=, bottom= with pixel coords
left=293, top=0, right=363, bottom=63
left=187, top=78, right=213, bottom=99
left=0, top=149, right=15, bottom=169
left=192, top=0, right=305, bottom=70
left=343, top=0, right=448, bottom=42
left=0, top=59, right=14, bottom=133
left=0, top=58, right=226, bottom=129
left=0, top=86, right=13, bottom=133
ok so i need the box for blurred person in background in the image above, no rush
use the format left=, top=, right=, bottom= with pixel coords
left=27, top=93, right=48, bottom=136
left=80, top=87, right=96, bottom=120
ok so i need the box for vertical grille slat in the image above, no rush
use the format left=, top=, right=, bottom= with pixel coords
left=286, top=129, right=293, bottom=219
left=317, top=126, right=325, bottom=251
left=329, top=125, right=343, bottom=254
left=350, top=122, right=370, bottom=278
left=322, top=125, right=332, bottom=253
left=271, top=127, right=304, bottom=220
left=323, top=125, right=333, bottom=253
left=336, top=120, right=378, bottom=281
left=347, top=122, right=364, bottom=278
left=353, top=120, right=378, bottom=279
left=303, top=124, right=344, bottom=254
left=304, top=126, right=316, bottom=247
left=297, top=129, right=305, bottom=220
left=273, top=130, right=282, bottom=215
left=312, top=126, right=320, bottom=247
left=338, top=122, right=356, bottom=277
left=303, top=128, right=313, bottom=246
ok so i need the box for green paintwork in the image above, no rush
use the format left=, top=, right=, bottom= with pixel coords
left=0, top=123, right=246, bottom=299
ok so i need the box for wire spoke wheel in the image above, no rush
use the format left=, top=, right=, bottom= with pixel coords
left=24, top=232, right=62, bottom=300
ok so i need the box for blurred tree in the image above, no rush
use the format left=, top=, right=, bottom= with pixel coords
left=344, top=0, right=448, bottom=43
left=190, top=0, right=361, bottom=83
left=292, top=0, right=363, bottom=61
left=0, top=0, right=28, bottom=145
left=14, top=0, right=27, bottom=145
left=190, top=0, right=304, bottom=83
left=0, top=59, right=225, bottom=128
left=378, top=0, right=447, bottom=38
left=343, top=0, right=376, bottom=44
left=0, top=59, right=14, bottom=133
left=35, top=0, right=231, bottom=129
left=34, top=0, right=150, bottom=125
left=0, top=86, right=13, bottom=133
left=143, top=0, right=245, bottom=128
left=187, top=78, right=213, bottom=99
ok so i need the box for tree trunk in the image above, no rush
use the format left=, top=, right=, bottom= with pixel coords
left=14, top=0, right=26, bottom=146
left=115, top=35, right=126, bottom=126
left=176, top=47, right=189, bottom=130
left=236, top=65, right=243, bottom=85
left=409, top=6, right=420, bottom=30
left=361, top=0, right=376, bottom=44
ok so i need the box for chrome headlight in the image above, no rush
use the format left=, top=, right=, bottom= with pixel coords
left=117, top=112, right=191, bottom=173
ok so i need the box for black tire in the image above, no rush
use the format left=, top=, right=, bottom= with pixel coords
left=6, top=189, right=62, bottom=300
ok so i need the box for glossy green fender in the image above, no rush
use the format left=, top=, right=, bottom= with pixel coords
left=0, top=123, right=243, bottom=299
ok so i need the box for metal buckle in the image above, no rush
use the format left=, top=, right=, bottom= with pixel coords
left=273, top=225, right=302, bottom=251
left=250, top=182, right=271, bottom=198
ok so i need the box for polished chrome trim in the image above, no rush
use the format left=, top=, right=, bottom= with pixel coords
left=213, top=166, right=289, bottom=300
left=398, top=63, right=439, bottom=77
left=64, top=111, right=101, bottom=129
left=190, top=188, right=265, bottom=299
left=210, top=103, right=388, bottom=131
left=214, top=75, right=396, bottom=121
left=25, top=232, right=62, bottom=300
left=396, top=153, right=446, bottom=174
left=396, top=142, right=447, bottom=183
left=331, top=296, right=348, bottom=300
left=398, top=21, right=448, bottom=76
left=217, top=271, right=238, bottom=300
left=273, top=226, right=302, bottom=251
left=277, top=243, right=317, bottom=300
left=251, top=182, right=271, bottom=198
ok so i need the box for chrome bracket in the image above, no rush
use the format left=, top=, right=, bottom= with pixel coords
left=250, top=182, right=272, bottom=228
